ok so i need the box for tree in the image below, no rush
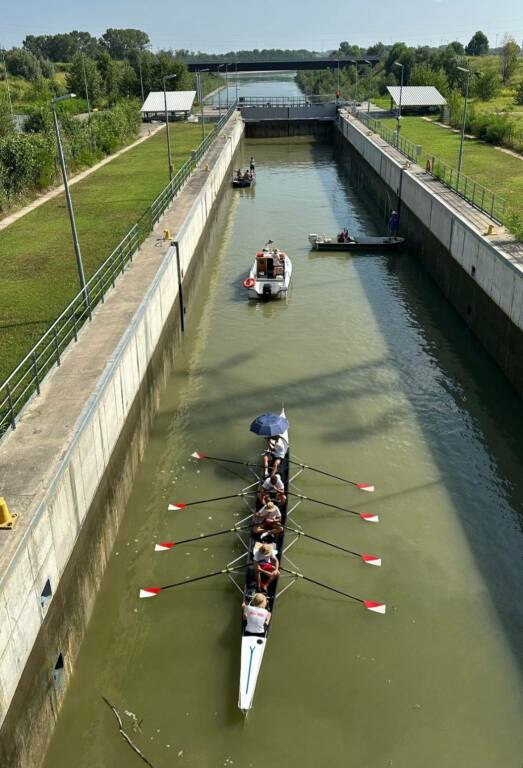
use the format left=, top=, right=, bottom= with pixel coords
left=473, top=70, right=501, bottom=101
left=66, top=53, right=102, bottom=104
left=448, top=41, right=465, bottom=56
left=0, top=95, right=14, bottom=136
left=23, top=32, right=99, bottom=62
left=366, top=42, right=386, bottom=59
left=100, top=28, right=150, bottom=60
left=5, top=48, right=41, bottom=80
left=338, top=42, right=363, bottom=57
left=515, top=80, right=523, bottom=105
left=466, top=31, right=489, bottom=56
left=500, top=36, right=520, bottom=83
left=409, top=64, right=449, bottom=95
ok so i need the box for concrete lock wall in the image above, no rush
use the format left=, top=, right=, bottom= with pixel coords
left=0, top=114, right=244, bottom=768
left=336, top=114, right=523, bottom=395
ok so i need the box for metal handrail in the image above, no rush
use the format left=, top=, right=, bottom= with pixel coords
left=239, top=95, right=334, bottom=107
left=0, top=101, right=239, bottom=438
left=354, top=110, right=507, bottom=224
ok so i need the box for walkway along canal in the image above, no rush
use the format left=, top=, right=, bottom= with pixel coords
left=40, top=135, right=523, bottom=767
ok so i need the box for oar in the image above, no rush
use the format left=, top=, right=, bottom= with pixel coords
left=139, top=564, right=246, bottom=598
left=284, top=525, right=381, bottom=566
left=289, top=459, right=374, bottom=492
left=168, top=491, right=254, bottom=511
left=287, top=491, right=379, bottom=523
left=154, top=524, right=251, bottom=551
left=191, top=451, right=257, bottom=468
left=279, top=567, right=386, bottom=613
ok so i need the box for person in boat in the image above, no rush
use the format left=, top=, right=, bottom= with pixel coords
left=264, top=239, right=275, bottom=252
left=388, top=210, right=399, bottom=239
left=263, top=434, right=287, bottom=477
left=250, top=156, right=256, bottom=172
left=242, top=592, right=271, bottom=636
left=235, top=169, right=242, bottom=179
left=260, top=473, right=286, bottom=507
left=252, top=501, right=283, bottom=540
left=243, top=169, right=251, bottom=181
left=253, top=544, right=280, bottom=593
left=337, top=230, right=345, bottom=243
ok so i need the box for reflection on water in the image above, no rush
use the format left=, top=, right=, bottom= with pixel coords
left=42, top=82, right=523, bottom=768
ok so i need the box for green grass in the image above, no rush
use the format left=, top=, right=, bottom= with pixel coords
left=0, top=123, right=202, bottom=380
left=380, top=116, right=523, bottom=213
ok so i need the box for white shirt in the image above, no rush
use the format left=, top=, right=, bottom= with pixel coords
left=245, top=605, right=269, bottom=634
left=254, top=504, right=281, bottom=522
left=262, top=475, right=284, bottom=493
left=267, top=437, right=287, bottom=459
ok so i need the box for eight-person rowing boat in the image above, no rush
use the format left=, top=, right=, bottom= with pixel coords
left=139, top=410, right=386, bottom=714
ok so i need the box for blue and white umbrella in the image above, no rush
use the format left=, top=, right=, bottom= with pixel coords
left=250, top=412, right=289, bottom=437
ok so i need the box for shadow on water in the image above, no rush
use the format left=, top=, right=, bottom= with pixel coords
left=325, top=138, right=523, bottom=672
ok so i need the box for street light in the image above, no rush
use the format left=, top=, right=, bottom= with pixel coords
left=51, top=94, right=89, bottom=314
left=81, top=52, right=91, bottom=117
left=394, top=61, right=404, bottom=141
left=163, top=73, right=177, bottom=181
left=1, top=48, right=13, bottom=116
left=217, top=63, right=226, bottom=115
left=456, top=66, right=471, bottom=192
left=197, top=68, right=209, bottom=142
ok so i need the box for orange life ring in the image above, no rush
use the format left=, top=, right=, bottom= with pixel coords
left=256, top=251, right=265, bottom=258
left=243, top=277, right=256, bottom=288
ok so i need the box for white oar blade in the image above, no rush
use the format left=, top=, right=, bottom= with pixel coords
left=356, top=484, right=375, bottom=493
left=361, top=554, right=382, bottom=567
left=359, top=513, right=379, bottom=523
left=139, top=588, right=161, bottom=599
left=191, top=451, right=205, bottom=460
left=155, top=542, right=176, bottom=552
left=363, top=600, right=386, bottom=614
left=168, top=502, right=186, bottom=511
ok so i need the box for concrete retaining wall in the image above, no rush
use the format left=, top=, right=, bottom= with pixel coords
left=0, top=115, right=244, bottom=768
left=336, top=115, right=523, bottom=395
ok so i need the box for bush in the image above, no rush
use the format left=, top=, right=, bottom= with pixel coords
left=473, top=70, right=501, bottom=101
left=515, top=81, right=523, bottom=105
left=468, top=111, right=512, bottom=144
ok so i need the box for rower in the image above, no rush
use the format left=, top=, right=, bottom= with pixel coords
left=242, top=592, right=271, bottom=636
left=263, top=434, right=287, bottom=477
left=260, top=473, right=286, bottom=506
left=253, top=544, right=280, bottom=593
left=252, top=501, right=283, bottom=540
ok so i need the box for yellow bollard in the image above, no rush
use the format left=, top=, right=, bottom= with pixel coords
left=0, top=497, right=17, bottom=529
left=163, top=229, right=171, bottom=241
left=204, top=164, right=210, bottom=172
left=486, top=224, right=495, bottom=236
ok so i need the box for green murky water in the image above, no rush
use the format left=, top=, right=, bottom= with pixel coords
left=42, top=83, right=523, bottom=768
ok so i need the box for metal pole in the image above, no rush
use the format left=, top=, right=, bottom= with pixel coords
left=173, top=241, right=185, bottom=332
left=396, top=63, right=404, bottom=139
left=138, top=53, right=145, bottom=103
left=456, top=67, right=470, bottom=193
left=81, top=53, right=91, bottom=117
left=163, top=73, right=176, bottom=181
left=235, top=62, right=238, bottom=101
left=51, top=98, right=89, bottom=315
left=217, top=64, right=223, bottom=115
left=1, top=48, right=13, bottom=116
left=225, top=63, right=229, bottom=107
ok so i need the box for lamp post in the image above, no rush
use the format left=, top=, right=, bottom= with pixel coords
left=336, top=58, right=340, bottom=100
left=163, top=73, right=177, bottom=181
left=81, top=52, right=91, bottom=117
left=235, top=61, right=238, bottom=101
left=138, top=52, right=145, bottom=104
left=51, top=94, right=89, bottom=314
left=225, top=63, right=229, bottom=108
left=456, top=66, right=471, bottom=192
left=394, top=61, right=404, bottom=142
left=217, top=63, right=225, bottom=115
left=197, top=68, right=209, bottom=141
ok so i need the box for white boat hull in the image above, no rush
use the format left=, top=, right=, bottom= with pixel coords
left=246, top=255, right=292, bottom=300
left=238, top=636, right=267, bottom=712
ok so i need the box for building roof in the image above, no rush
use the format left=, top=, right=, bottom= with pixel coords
left=386, top=86, right=447, bottom=107
left=141, top=91, right=196, bottom=113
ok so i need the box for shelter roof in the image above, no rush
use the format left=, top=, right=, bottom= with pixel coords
left=386, top=86, right=447, bottom=106
left=141, top=91, right=196, bottom=113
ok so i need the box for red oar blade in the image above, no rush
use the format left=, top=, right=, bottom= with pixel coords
left=361, top=554, right=382, bottom=567
left=139, top=588, right=162, bottom=599
left=359, top=513, right=379, bottom=523
left=363, top=600, right=386, bottom=614
left=168, top=502, right=186, bottom=511
left=356, top=483, right=375, bottom=493
left=155, top=542, right=176, bottom=552
left=191, top=451, right=205, bottom=460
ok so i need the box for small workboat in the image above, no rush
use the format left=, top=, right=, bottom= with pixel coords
left=243, top=246, right=292, bottom=300
left=232, top=170, right=256, bottom=188
left=308, top=233, right=405, bottom=251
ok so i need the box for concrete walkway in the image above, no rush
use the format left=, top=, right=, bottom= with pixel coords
left=345, top=110, right=523, bottom=268
left=0, top=124, right=165, bottom=233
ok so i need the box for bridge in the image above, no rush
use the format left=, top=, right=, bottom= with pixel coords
left=186, top=57, right=378, bottom=73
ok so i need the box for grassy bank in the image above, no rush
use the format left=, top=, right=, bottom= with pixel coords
left=380, top=116, right=523, bottom=214
left=0, top=123, right=201, bottom=380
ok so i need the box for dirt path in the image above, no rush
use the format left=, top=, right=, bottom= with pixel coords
left=0, top=124, right=165, bottom=233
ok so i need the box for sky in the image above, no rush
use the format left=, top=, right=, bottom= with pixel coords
left=2, top=0, right=523, bottom=52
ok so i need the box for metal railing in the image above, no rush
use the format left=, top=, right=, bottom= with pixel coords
left=354, top=111, right=507, bottom=224
left=239, top=95, right=334, bottom=107
left=0, top=101, right=239, bottom=438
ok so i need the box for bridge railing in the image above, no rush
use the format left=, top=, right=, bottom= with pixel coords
left=354, top=110, right=507, bottom=224
left=239, top=95, right=335, bottom=107
left=0, top=101, right=239, bottom=439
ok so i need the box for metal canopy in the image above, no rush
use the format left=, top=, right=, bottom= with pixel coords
left=141, top=91, right=196, bottom=113
left=386, top=86, right=447, bottom=107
